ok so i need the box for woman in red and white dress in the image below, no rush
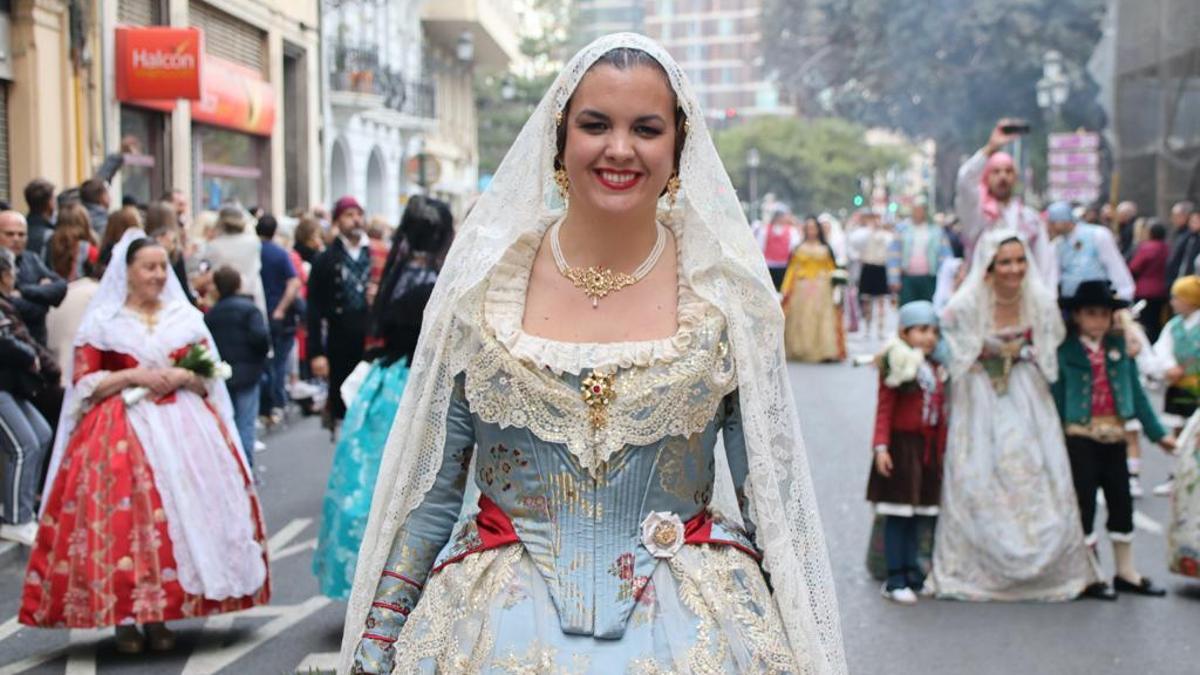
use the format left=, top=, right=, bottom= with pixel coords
left=20, top=230, right=269, bottom=653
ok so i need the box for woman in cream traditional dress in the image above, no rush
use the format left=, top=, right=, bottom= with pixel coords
left=340, top=34, right=844, bottom=674
left=930, top=229, right=1096, bottom=601
left=782, top=216, right=843, bottom=362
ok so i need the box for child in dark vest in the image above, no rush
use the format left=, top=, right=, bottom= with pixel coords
left=867, top=300, right=947, bottom=604
left=1053, top=279, right=1176, bottom=599
left=204, top=266, right=269, bottom=469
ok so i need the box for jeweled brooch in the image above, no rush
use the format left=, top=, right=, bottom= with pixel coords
left=581, top=370, right=616, bottom=430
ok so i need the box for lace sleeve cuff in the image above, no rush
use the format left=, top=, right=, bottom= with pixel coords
left=66, top=370, right=111, bottom=422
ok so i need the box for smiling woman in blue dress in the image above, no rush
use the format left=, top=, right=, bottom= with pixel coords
left=339, top=34, right=845, bottom=674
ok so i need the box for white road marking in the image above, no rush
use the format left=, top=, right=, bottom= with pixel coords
left=204, top=614, right=236, bottom=631
left=1096, top=491, right=1165, bottom=535
left=63, top=629, right=104, bottom=675
left=268, top=518, right=312, bottom=556
left=1134, top=509, right=1165, bottom=535
left=274, top=537, right=317, bottom=562
left=180, top=596, right=331, bottom=675
left=0, top=616, right=20, bottom=643
left=0, top=646, right=69, bottom=675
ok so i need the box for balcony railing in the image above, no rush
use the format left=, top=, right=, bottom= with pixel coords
left=331, top=46, right=436, bottom=119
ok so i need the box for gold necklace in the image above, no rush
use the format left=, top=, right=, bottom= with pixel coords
left=550, top=219, right=667, bottom=308
left=129, top=302, right=161, bottom=332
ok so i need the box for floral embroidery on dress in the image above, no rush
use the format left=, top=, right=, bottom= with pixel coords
left=480, top=444, right=530, bottom=492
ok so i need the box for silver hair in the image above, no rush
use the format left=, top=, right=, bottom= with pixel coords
left=0, top=247, right=14, bottom=276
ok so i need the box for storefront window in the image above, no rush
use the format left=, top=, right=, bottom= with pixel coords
left=119, top=106, right=166, bottom=206
left=194, top=124, right=267, bottom=210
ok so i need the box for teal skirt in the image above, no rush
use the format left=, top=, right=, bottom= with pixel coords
left=312, top=357, right=410, bottom=600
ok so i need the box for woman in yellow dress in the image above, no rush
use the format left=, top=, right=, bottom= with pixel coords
left=783, top=216, right=844, bottom=362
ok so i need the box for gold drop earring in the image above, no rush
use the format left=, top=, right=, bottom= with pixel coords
left=554, top=109, right=569, bottom=203
left=554, top=168, right=570, bottom=202
left=666, top=173, right=681, bottom=209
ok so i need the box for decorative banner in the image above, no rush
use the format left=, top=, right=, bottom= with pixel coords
left=1048, top=169, right=1103, bottom=186
left=115, top=26, right=203, bottom=101
left=1048, top=132, right=1100, bottom=151
left=1048, top=131, right=1102, bottom=204
left=123, top=53, right=276, bottom=137
left=1048, top=152, right=1100, bottom=169
left=1048, top=186, right=1101, bottom=203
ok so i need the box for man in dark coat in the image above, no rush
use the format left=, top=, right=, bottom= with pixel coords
left=1167, top=205, right=1200, bottom=285
left=23, top=179, right=56, bottom=260
left=307, top=196, right=370, bottom=425
left=0, top=211, right=66, bottom=346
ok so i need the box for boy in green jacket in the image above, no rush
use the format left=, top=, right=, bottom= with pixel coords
left=1053, top=280, right=1176, bottom=599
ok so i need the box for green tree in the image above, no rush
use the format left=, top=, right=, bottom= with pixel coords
left=476, top=0, right=574, bottom=178
left=762, top=0, right=1108, bottom=206
left=715, top=116, right=910, bottom=214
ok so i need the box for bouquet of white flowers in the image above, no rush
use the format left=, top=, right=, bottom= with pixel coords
left=122, top=343, right=232, bottom=406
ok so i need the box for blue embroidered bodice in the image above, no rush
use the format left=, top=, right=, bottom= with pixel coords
left=352, top=300, right=760, bottom=672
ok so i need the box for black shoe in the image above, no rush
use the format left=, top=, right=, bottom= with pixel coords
left=1080, top=582, right=1117, bottom=601
left=1112, top=575, right=1167, bottom=597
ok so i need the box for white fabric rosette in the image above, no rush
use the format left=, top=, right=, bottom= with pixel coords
left=640, top=511, right=685, bottom=559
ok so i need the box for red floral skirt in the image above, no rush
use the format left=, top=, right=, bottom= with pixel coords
left=19, top=396, right=270, bottom=628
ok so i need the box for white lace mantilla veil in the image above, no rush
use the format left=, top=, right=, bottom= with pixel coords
left=940, top=228, right=1064, bottom=382
left=40, top=228, right=247, bottom=513
left=340, top=33, right=845, bottom=674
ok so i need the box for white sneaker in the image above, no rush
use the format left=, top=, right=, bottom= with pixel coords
left=253, top=440, right=267, bottom=453
left=1130, top=476, right=1144, bottom=499
left=0, top=521, right=39, bottom=546
left=880, top=584, right=918, bottom=605
left=1153, top=476, right=1174, bottom=497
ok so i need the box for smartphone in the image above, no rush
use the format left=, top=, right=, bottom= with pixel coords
left=1000, top=120, right=1031, bottom=135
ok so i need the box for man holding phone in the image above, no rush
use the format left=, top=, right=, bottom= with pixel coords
left=954, top=118, right=1057, bottom=290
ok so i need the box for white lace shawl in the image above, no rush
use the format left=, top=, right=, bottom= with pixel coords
left=940, top=228, right=1065, bottom=382
left=339, top=33, right=845, bottom=674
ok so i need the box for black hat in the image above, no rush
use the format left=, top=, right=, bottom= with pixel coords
left=1058, top=279, right=1130, bottom=311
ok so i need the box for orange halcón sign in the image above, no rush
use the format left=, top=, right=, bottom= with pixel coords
left=115, top=26, right=203, bottom=101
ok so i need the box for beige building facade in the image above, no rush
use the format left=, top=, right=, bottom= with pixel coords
left=0, top=0, right=321, bottom=219
left=0, top=0, right=84, bottom=206
left=325, top=0, right=520, bottom=221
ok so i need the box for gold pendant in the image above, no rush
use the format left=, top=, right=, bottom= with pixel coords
left=580, top=371, right=616, bottom=429
left=564, top=267, right=636, bottom=308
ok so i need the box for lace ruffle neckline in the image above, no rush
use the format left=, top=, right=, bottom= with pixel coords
left=483, top=222, right=710, bottom=376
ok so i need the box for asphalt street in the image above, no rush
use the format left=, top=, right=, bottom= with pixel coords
left=0, top=327, right=1196, bottom=674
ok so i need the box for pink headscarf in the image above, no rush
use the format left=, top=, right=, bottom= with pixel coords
left=979, top=152, right=1015, bottom=222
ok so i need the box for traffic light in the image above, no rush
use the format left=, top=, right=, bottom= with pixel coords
left=853, top=194, right=864, bottom=207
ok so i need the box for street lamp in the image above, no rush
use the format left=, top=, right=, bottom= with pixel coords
left=500, top=76, right=517, bottom=102
left=746, top=147, right=761, bottom=221
left=1036, top=49, right=1070, bottom=130
left=456, top=31, right=475, bottom=63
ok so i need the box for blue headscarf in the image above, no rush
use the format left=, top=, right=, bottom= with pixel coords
left=899, top=300, right=938, bottom=329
